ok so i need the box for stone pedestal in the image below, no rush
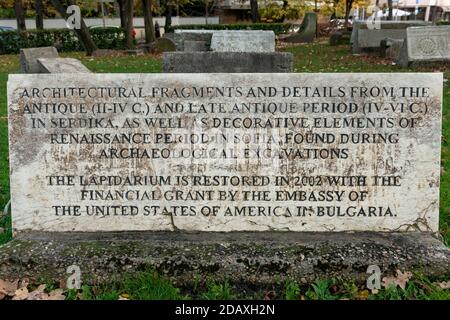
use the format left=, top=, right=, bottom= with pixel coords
left=162, top=52, right=293, bottom=72
left=0, top=232, right=448, bottom=289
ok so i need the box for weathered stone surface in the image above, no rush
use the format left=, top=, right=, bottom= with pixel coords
left=398, top=26, right=450, bottom=67
left=7, top=73, right=442, bottom=233
left=150, top=37, right=176, bottom=53
left=19, top=47, right=59, bottom=73
left=329, top=31, right=343, bottom=46
left=210, top=30, right=275, bottom=52
left=0, top=232, right=448, bottom=288
left=173, top=30, right=213, bottom=51
left=380, top=38, right=405, bottom=60
left=351, top=21, right=431, bottom=53
left=183, top=40, right=209, bottom=52
left=174, top=30, right=275, bottom=53
left=37, top=58, right=92, bottom=73
left=281, top=12, right=317, bottom=43
left=163, top=52, right=293, bottom=72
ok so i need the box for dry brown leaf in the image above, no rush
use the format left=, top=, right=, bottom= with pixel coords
left=12, top=287, right=29, bottom=300
left=18, top=278, right=29, bottom=289
left=0, top=279, right=19, bottom=296
left=59, top=279, right=67, bottom=289
left=382, top=270, right=412, bottom=290
left=47, top=289, right=65, bottom=300
left=356, top=289, right=369, bottom=300
left=437, top=281, right=450, bottom=290
left=27, top=284, right=47, bottom=300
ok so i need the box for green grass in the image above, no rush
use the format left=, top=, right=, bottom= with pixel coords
left=284, top=280, right=301, bottom=300
left=59, top=271, right=449, bottom=300
left=201, top=279, right=236, bottom=300
left=65, top=269, right=186, bottom=300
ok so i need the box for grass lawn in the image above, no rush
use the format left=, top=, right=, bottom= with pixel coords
left=0, top=42, right=448, bottom=300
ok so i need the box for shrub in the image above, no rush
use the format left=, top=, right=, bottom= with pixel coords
left=0, top=27, right=127, bottom=54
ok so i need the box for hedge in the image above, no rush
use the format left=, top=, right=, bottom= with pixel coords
left=0, top=27, right=127, bottom=54
left=166, top=23, right=293, bottom=35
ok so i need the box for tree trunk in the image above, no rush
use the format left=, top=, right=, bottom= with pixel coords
left=250, top=0, right=259, bottom=23
left=14, top=0, right=27, bottom=32
left=50, top=0, right=98, bottom=55
left=344, top=0, right=354, bottom=28
left=35, top=0, right=44, bottom=30
left=164, top=0, right=172, bottom=31
left=117, top=0, right=127, bottom=29
left=142, top=0, right=155, bottom=43
left=205, top=0, right=208, bottom=25
left=388, top=0, right=393, bottom=20
left=122, top=0, right=134, bottom=49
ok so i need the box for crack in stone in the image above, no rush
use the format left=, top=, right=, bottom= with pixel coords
left=168, top=213, right=179, bottom=232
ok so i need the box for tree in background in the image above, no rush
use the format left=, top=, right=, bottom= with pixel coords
left=388, top=0, right=393, bottom=20
left=250, top=0, right=259, bottom=22
left=49, top=0, right=97, bottom=54
left=142, top=0, right=155, bottom=43
left=14, top=0, right=27, bottom=32
left=163, top=0, right=173, bottom=31
left=117, top=0, right=127, bottom=28
left=122, top=0, right=134, bottom=49
left=344, top=0, right=354, bottom=26
left=35, top=0, right=44, bottom=29
left=259, top=1, right=311, bottom=22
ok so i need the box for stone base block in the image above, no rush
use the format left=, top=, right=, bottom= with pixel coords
left=37, top=58, right=91, bottom=73
left=162, top=52, right=293, bottom=73
left=184, top=40, right=209, bottom=52
left=20, top=47, right=59, bottom=73
left=0, top=232, right=448, bottom=289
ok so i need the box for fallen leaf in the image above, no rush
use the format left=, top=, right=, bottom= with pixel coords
left=27, top=284, right=47, bottom=300
left=382, top=270, right=412, bottom=290
left=0, top=279, right=18, bottom=296
left=356, top=289, right=369, bottom=300
left=18, top=278, right=29, bottom=289
left=12, top=287, right=29, bottom=300
left=120, top=293, right=129, bottom=299
left=118, top=296, right=129, bottom=300
left=48, top=289, right=65, bottom=300
left=59, top=279, right=67, bottom=289
left=263, top=290, right=276, bottom=300
left=437, top=281, right=450, bottom=290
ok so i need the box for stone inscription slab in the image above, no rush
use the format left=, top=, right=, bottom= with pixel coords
left=7, top=73, right=442, bottom=232
left=210, top=30, right=275, bottom=52
left=407, top=26, right=450, bottom=61
left=37, top=58, right=92, bottom=74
